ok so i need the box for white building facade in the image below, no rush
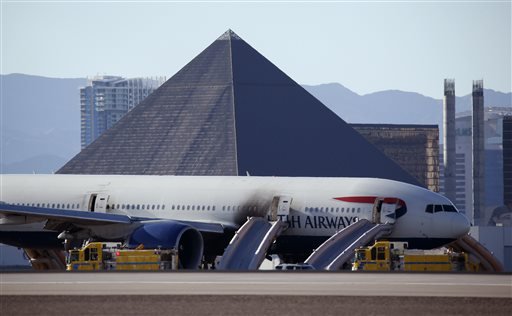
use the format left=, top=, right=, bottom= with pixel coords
left=81, top=76, right=165, bottom=148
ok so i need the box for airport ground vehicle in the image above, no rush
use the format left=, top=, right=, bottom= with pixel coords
left=352, top=241, right=477, bottom=272
left=275, top=263, right=315, bottom=270
left=66, top=242, right=178, bottom=271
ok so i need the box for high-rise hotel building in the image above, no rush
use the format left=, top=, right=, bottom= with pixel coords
left=81, top=76, right=165, bottom=148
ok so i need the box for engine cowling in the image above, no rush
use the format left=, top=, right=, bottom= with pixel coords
left=128, top=220, right=203, bottom=269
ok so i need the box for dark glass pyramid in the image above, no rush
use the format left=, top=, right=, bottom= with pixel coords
left=58, top=30, right=419, bottom=185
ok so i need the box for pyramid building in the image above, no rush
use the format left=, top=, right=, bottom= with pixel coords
left=58, top=30, right=419, bottom=185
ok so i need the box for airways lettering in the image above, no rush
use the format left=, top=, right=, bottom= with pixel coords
left=268, top=214, right=359, bottom=230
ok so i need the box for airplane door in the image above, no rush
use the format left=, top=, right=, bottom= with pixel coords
left=87, top=193, right=109, bottom=213
left=380, top=200, right=397, bottom=225
left=372, top=198, right=383, bottom=224
left=269, top=196, right=292, bottom=221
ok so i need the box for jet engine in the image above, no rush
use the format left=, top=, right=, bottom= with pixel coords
left=128, top=220, right=203, bottom=269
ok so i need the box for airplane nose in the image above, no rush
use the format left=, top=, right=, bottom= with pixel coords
left=451, top=214, right=470, bottom=237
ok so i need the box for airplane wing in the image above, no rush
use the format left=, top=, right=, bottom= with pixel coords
left=0, top=203, right=132, bottom=225
left=0, top=203, right=226, bottom=233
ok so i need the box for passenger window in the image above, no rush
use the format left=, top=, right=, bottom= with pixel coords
left=435, top=205, right=443, bottom=213
left=162, top=205, right=165, bottom=210
left=425, top=205, right=433, bottom=213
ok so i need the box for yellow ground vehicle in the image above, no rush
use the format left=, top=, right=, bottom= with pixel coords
left=66, top=242, right=178, bottom=271
left=352, top=241, right=474, bottom=272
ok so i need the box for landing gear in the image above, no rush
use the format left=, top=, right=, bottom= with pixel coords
left=64, top=239, right=71, bottom=252
left=201, top=255, right=217, bottom=270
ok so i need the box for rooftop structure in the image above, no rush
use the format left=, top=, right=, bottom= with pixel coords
left=472, top=80, right=485, bottom=225
left=443, top=79, right=457, bottom=203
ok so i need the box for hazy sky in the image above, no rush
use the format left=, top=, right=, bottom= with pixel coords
left=1, top=0, right=511, bottom=97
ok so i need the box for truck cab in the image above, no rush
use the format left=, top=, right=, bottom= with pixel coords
left=66, top=242, right=120, bottom=271
left=353, top=241, right=407, bottom=271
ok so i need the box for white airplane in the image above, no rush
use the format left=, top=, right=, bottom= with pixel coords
left=0, top=174, right=470, bottom=268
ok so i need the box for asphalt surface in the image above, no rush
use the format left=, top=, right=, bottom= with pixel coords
left=2, top=295, right=511, bottom=316
left=1, top=272, right=511, bottom=315
left=1, top=272, right=510, bottom=297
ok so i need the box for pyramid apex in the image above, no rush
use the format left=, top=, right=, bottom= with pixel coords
left=217, top=29, right=241, bottom=41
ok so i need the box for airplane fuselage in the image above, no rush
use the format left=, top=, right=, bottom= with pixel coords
left=0, top=175, right=470, bottom=252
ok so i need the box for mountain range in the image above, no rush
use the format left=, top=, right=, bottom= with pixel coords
left=1, top=74, right=510, bottom=173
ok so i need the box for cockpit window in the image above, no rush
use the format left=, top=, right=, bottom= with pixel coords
left=425, top=204, right=458, bottom=213
left=443, top=205, right=457, bottom=212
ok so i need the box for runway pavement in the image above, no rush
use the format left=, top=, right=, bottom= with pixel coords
left=1, top=272, right=511, bottom=297
left=1, top=272, right=511, bottom=315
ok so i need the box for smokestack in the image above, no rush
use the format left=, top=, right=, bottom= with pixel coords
left=443, top=79, right=456, bottom=202
left=472, top=80, right=485, bottom=225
